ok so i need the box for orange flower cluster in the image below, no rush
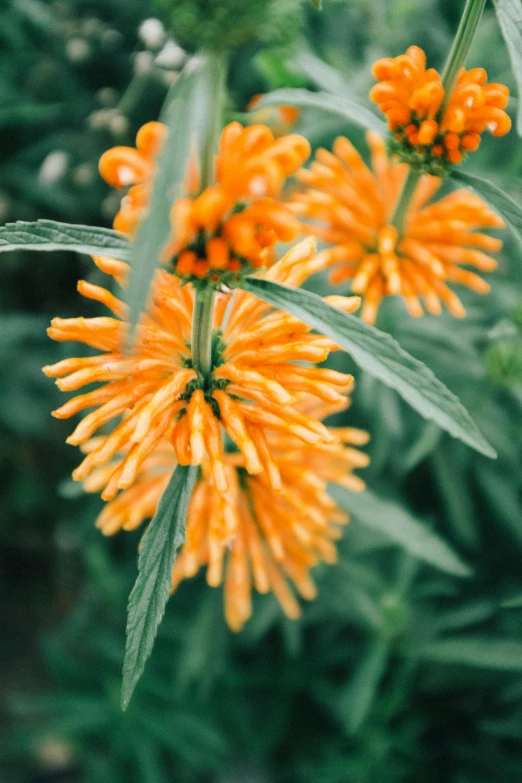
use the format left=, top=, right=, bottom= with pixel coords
left=370, top=46, right=511, bottom=172
left=44, top=238, right=369, bottom=628
left=88, top=409, right=369, bottom=631
left=291, top=132, right=504, bottom=323
left=166, top=122, right=310, bottom=283
left=44, top=237, right=360, bottom=496
left=99, top=120, right=310, bottom=285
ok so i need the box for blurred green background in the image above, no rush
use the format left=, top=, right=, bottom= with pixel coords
left=1, top=0, right=522, bottom=781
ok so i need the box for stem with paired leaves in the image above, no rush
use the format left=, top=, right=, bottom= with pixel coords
left=391, top=0, right=486, bottom=237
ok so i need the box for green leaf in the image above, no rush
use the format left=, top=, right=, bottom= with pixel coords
left=452, top=169, right=522, bottom=243
left=338, top=637, right=389, bottom=733
left=290, top=51, right=355, bottom=98
left=416, top=638, right=522, bottom=669
left=254, top=88, right=386, bottom=135
left=0, top=219, right=131, bottom=260
left=240, top=277, right=496, bottom=458
left=309, top=0, right=322, bottom=7
left=493, top=0, right=522, bottom=135
left=121, top=464, right=197, bottom=711
left=126, top=54, right=217, bottom=335
left=331, top=486, right=472, bottom=577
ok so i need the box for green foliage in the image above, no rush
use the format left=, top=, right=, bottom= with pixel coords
left=153, top=0, right=303, bottom=51
left=126, top=54, right=218, bottom=336
left=452, top=169, right=522, bottom=245
left=331, top=486, right=472, bottom=577
left=2, top=1, right=522, bottom=781
left=492, top=0, right=522, bottom=135
left=122, top=465, right=197, bottom=710
left=254, top=87, right=386, bottom=133
left=241, top=277, right=496, bottom=457
left=0, top=219, right=131, bottom=259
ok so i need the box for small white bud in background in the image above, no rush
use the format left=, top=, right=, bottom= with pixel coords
left=139, top=18, right=166, bottom=49
left=88, top=109, right=111, bottom=130
left=66, top=37, right=91, bottom=63
left=109, top=113, right=129, bottom=137
left=37, top=737, right=74, bottom=772
left=101, top=28, right=122, bottom=49
left=81, top=17, right=104, bottom=38
left=97, top=86, right=119, bottom=108
left=39, top=151, right=68, bottom=185
left=72, top=164, right=96, bottom=187
left=161, top=70, right=180, bottom=87
left=155, top=39, right=186, bottom=70
left=134, top=50, right=154, bottom=76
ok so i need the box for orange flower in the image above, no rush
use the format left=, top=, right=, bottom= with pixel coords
left=43, top=238, right=361, bottom=500
left=86, top=405, right=369, bottom=631
left=370, top=46, right=511, bottom=171
left=247, top=93, right=301, bottom=137
left=291, top=132, right=504, bottom=323
left=99, top=121, right=167, bottom=235
left=165, top=122, right=310, bottom=281
left=99, top=120, right=310, bottom=283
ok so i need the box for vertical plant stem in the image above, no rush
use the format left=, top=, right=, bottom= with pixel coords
left=390, top=168, right=422, bottom=236
left=439, top=0, right=486, bottom=116
left=200, top=50, right=228, bottom=191
left=192, top=287, right=216, bottom=378
left=191, top=49, right=228, bottom=378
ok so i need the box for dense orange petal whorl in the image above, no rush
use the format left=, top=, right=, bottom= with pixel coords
left=44, top=238, right=362, bottom=500
left=87, top=411, right=369, bottom=631
left=99, top=120, right=310, bottom=282
left=291, top=131, right=504, bottom=323
left=370, top=46, right=511, bottom=170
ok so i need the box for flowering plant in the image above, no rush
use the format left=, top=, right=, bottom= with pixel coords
left=1, top=0, right=522, bottom=715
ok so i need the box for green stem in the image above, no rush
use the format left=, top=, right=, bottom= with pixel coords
left=200, top=50, right=228, bottom=190
left=390, top=168, right=422, bottom=236
left=439, top=0, right=486, bottom=117
left=191, top=50, right=228, bottom=378
left=192, top=288, right=216, bottom=378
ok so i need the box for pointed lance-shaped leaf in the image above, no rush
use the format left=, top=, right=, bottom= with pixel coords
left=493, top=0, right=522, bottom=135
left=415, top=637, right=522, bottom=670
left=338, top=636, right=389, bottom=733
left=0, top=220, right=132, bottom=260
left=121, top=464, right=197, bottom=711
left=126, top=54, right=217, bottom=339
left=253, top=89, right=386, bottom=135
left=331, top=486, right=472, bottom=577
left=240, top=277, right=496, bottom=458
left=452, top=169, right=522, bottom=245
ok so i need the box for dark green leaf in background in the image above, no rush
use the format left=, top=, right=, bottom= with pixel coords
left=0, top=220, right=132, bottom=260
left=241, top=277, right=496, bottom=458
left=338, top=636, right=389, bottom=733
left=253, top=88, right=386, bottom=135
left=493, top=0, right=522, bottom=135
left=452, top=169, right=522, bottom=244
left=121, top=464, right=197, bottom=711
left=331, top=486, right=472, bottom=577
left=416, top=638, right=522, bottom=669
